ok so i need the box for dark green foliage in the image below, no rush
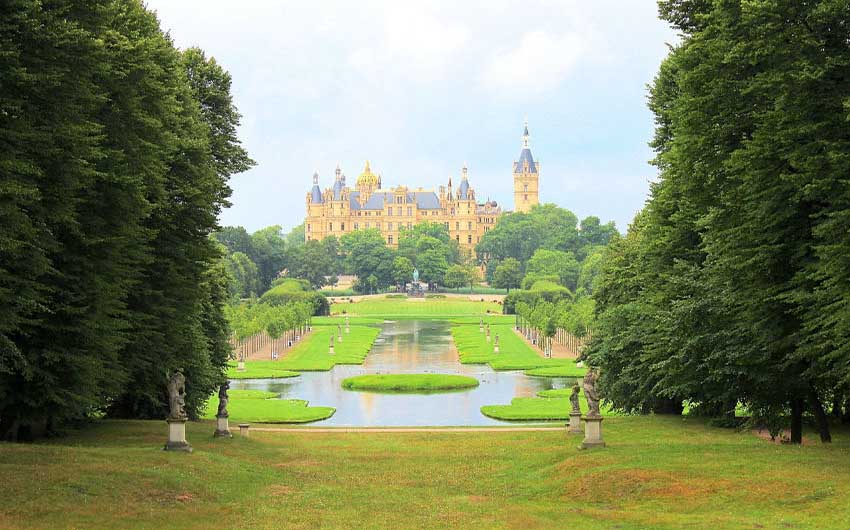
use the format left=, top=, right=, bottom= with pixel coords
left=588, top=0, right=850, bottom=441
left=0, top=0, right=250, bottom=436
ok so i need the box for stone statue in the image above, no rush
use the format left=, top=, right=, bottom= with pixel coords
left=167, top=370, right=187, bottom=421
left=582, top=369, right=601, bottom=417
left=569, top=380, right=581, bottom=414
left=412, top=268, right=419, bottom=282
left=216, top=381, right=230, bottom=418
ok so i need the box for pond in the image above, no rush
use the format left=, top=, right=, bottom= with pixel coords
left=231, top=319, right=571, bottom=426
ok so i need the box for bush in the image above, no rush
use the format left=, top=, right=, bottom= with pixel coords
left=260, top=284, right=330, bottom=316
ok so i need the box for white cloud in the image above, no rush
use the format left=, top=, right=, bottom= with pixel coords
left=481, top=30, right=585, bottom=98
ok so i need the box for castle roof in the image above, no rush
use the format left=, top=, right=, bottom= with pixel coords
left=356, top=160, right=379, bottom=188
left=514, top=148, right=537, bottom=173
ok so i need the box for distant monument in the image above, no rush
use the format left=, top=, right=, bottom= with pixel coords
left=214, top=382, right=232, bottom=438
left=407, top=268, right=425, bottom=297
left=579, top=370, right=605, bottom=449
left=164, top=370, right=192, bottom=452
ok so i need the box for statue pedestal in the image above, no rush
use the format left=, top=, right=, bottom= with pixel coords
left=214, top=415, right=232, bottom=438
left=329, top=346, right=335, bottom=355
left=494, top=346, right=499, bottom=353
left=164, top=418, right=192, bottom=452
left=236, top=361, right=245, bottom=372
left=567, top=412, right=582, bottom=434
left=579, top=415, right=605, bottom=449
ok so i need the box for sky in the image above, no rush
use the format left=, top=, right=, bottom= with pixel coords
left=145, top=0, right=679, bottom=234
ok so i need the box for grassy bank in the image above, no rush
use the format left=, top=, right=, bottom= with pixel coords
left=226, top=361, right=301, bottom=380
left=272, top=324, right=380, bottom=371
left=201, top=390, right=334, bottom=424
left=452, top=323, right=582, bottom=371
left=341, top=374, right=480, bottom=392
left=3, top=418, right=850, bottom=529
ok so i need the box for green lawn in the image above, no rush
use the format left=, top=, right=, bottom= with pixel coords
left=341, top=374, right=480, bottom=392
left=332, top=297, right=502, bottom=317
left=481, top=386, right=611, bottom=421
left=524, top=363, right=586, bottom=378
left=3, top=418, right=850, bottom=529
left=201, top=389, right=334, bottom=424
left=226, top=361, right=301, bottom=380
left=271, top=324, right=380, bottom=371
left=452, top=323, right=578, bottom=371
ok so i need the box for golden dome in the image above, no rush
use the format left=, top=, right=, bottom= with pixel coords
left=356, top=160, right=379, bottom=188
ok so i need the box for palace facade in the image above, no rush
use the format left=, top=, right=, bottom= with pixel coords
left=305, top=122, right=540, bottom=248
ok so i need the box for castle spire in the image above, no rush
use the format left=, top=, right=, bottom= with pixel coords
left=522, top=119, right=530, bottom=149
left=462, top=163, right=468, bottom=180
left=312, top=171, right=319, bottom=185
left=335, top=163, right=342, bottom=181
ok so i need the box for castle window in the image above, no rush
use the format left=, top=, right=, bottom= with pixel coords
left=366, top=222, right=370, bottom=229
left=354, top=222, right=359, bottom=230
left=407, top=207, right=412, bottom=216
left=455, top=222, right=459, bottom=231
left=388, top=235, right=393, bottom=244
left=396, top=196, right=402, bottom=204
left=388, top=222, right=393, bottom=230
left=307, top=224, right=311, bottom=232
left=456, top=235, right=460, bottom=242
left=524, top=184, right=528, bottom=192
left=468, top=235, right=472, bottom=244
left=329, top=222, right=333, bottom=231
left=341, top=223, right=345, bottom=231
left=468, top=222, right=472, bottom=230
left=524, top=194, right=528, bottom=201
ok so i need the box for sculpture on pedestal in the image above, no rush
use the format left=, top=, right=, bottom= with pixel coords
left=569, top=380, right=581, bottom=414
left=214, top=381, right=233, bottom=438
left=167, top=370, right=187, bottom=421
left=164, top=370, right=192, bottom=452
left=582, top=369, right=601, bottom=417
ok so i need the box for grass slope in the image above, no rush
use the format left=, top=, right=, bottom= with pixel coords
left=452, top=323, right=580, bottom=371
left=226, top=361, right=301, bottom=380
left=341, top=374, right=479, bottom=392
left=524, top=363, right=586, bottom=378
left=273, top=324, right=380, bottom=371
left=202, top=390, right=334, bottom=424
left=3, top=418, right=850, bottom=529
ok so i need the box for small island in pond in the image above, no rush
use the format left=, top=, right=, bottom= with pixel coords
left=341, top=374, right=480, bottom=393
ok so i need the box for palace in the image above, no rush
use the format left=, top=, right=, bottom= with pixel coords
left=305, top=122, right=540, bottom=248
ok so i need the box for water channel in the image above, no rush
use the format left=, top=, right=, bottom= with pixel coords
left=231, top=320, right=572, bottom=426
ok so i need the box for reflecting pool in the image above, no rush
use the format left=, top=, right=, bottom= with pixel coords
left=231, top=320, right=571, bottom=426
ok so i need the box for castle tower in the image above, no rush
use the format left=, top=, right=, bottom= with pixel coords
left=513, top=120, right=539, bottom=213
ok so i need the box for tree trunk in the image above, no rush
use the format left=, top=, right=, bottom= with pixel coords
left=790, top=398, right=803, bottom=444
left=808, top=388, right=831, bottom=443
left=843, top=397, right=850, bottom=425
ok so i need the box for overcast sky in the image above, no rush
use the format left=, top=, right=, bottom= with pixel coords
left=145, top=0, right=678, bottom=234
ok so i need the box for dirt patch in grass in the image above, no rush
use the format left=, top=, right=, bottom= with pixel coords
left=266, top=485, right=295, bottom=497
left=468, top=495, right=489, bottom=503
left=274, top=459, right=323, bottom=468
left=571, top=469, right=733, bottom=502
left=174, top=493, right=194, bottom=502
left=752, top=428, right=814, bottom=445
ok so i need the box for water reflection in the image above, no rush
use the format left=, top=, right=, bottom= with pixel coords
left=231, top=320, right=572, bottom=426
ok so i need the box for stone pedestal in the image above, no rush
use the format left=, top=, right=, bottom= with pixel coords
left=238, top=423, right=250, bottom=437
left=579, top=415, right=605, bottom=449
left=214, top=415, right=232, bottom=438
left=164, top=418, right=192, bottom=452
left=494, top=345, right=499, bottom=353
left=236, top=361, right=245, bottom=372
left=568, top=412, right=582, bottom=434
